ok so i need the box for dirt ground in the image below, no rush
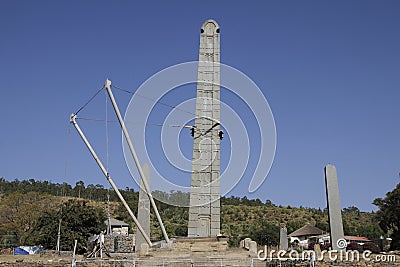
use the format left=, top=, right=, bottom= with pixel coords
left=0, top=254, right=81, bottom=266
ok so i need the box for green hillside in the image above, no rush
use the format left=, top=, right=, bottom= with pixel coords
left=0, top=178, right=384, bottom=251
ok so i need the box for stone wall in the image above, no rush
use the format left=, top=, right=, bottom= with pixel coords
left=114, top=234, right=134, bottom=253
left=104, top=234, right=134, bottom=253
left=103, top=235, right=114, bottom=252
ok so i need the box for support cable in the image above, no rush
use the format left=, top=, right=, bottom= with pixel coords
left=105, top=80, right=170, bottom=243
left=74, top=82, right=218, bottom=134
left=70, top=113, right=153, bottom=246
left=76, top=117, right=116, bottom=122
left=111, top=84, right=197, bottom=117
left=59, top=125, right=71, bottom=253
left=63, top=125, right=71, bottom=182
left=75, top=117, right=189, bottom=128
left=75, top=86, right=104, bottom=115
left=110, top=84, right=220, bottom=135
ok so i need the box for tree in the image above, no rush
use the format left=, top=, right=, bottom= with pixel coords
left=356, top=224, right=383, bottom=241
left=74, top=180, right=85, bottom=198
left=265, top=199, right=275, bottom=207
left=373, top=183, right=400, bottom=250
left=343, top=218, right=357, bottom=236
left=343, top=206, right=360, bottom=214
left=29, top=199, right=106, bottom=254
left=315, top=221, right=329, bottom=232
left=286, top=220, right=306, bottom=235
left=249, top=219, right=280, bottom=246
left=0, top=192, right=56, bottom=245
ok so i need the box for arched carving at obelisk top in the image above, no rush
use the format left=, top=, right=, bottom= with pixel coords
left=201, top=20, right=220, bottom=35
left=188, top=19, right=221, bottom=237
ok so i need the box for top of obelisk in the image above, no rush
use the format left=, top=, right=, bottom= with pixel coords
left=201, top=19, right=220, bottom=35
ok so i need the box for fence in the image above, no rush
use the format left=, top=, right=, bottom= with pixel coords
left=75, top=258, right=305, bottom=267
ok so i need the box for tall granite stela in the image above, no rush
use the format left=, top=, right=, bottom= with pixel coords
left=279, top=227, right=288, bottom=250
left=188, top=19, right=221, bottom=237
left=136, top=163, right=150, bottom=252
left=324, top=164, right=345, bottom=250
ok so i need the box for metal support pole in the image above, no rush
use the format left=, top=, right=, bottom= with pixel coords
left=72, top=240, right=78, bottom=267
left=104, top=79, right=170, bottom=243
left=70, top=113, right=152, bottom=246
left=107, top=193, right=112, bottom=235
left=56, top=218, right=61, bottom=253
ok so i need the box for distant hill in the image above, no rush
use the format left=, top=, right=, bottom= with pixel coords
left=0, top=178, right=383, bottom=247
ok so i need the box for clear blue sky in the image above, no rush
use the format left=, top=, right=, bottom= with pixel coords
left=1, top=1, right=399, bottom=211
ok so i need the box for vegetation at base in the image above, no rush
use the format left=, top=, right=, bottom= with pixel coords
left=373, top=183, right=400, bottom=250
left=29, top=199, right=106, bottom=254
left=0, top=191, right=58, bottom=245
left=0, top=178, right=397, bottom=251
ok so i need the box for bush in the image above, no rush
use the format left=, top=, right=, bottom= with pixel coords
left=174, top=225, right=188, bottom=237
left=228, top=235, right=241, bottom=247
left=362, top=242, right=381, bottom=253
left=320, top=242, right=331, bottom=250
left=346, top=242, right=363, bottom=252
left=249, top=220, right=279, bottom=246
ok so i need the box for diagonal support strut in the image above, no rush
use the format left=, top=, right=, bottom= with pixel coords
left=70, top=113, right=153, bottom=246
left=104, top=79, right=170, bottom=244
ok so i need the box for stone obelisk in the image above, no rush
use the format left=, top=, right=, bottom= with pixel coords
left=188, top=19, right=221, bottom=237
left=279, top=227, right=288, bottom=250
left=324, top=164, right=345, bottom=250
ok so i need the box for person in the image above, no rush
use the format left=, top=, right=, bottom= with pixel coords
left=310, top=254, right=315, bottom=267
